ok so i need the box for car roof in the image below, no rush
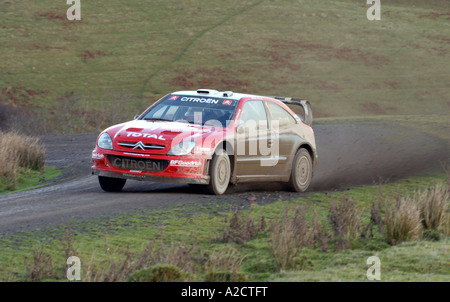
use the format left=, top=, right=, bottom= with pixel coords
left=171, top=89, right=269, bottom=102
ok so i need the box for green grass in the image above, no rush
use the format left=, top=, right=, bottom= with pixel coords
left=0, top=0, right=448, bottom=282
left=1, top=0, right=449, bottom=133
left=270, top=239, right=450, bottom=281
left=0, top=166, right=61, bottom=195
left=0, top=172, right=448, bottom=281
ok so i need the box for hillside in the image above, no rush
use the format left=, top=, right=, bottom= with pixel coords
left=1, top=0, right=449, bottom=133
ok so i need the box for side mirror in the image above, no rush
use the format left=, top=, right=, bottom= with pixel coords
left=134, top=114, right=140, bottom=120
left=236, top=120, right=246, bottom=134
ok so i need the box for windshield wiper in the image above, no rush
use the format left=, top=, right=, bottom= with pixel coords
left=144, top=118, right=172, bottom=122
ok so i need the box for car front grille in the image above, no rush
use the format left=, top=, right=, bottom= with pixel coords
left=106, top=155, right=169, bottom=172
left=117, top=141, right=166, bottom=150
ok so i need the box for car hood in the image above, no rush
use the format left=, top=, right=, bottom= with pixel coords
left=111, top=120, right=218, bottom=150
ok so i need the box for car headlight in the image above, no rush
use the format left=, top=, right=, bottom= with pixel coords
left=168, top=140, right=196, bottom=156
left=98, top=132, right=113, bottom=150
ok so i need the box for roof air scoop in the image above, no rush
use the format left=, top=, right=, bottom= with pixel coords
left=196, top=89, right=218, bottom=94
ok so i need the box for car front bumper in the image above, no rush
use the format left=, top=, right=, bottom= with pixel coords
left=91, top=148, right=210, bottom=185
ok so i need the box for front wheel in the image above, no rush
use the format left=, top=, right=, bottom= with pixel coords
left=205, top=149, right=231, bottom=195
left=288, top=148, right=313, bottom=192
left=98, top=176, right=126, bottom=192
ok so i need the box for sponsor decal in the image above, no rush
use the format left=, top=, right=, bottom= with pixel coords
left=92, top=152, right=104, bottom=160
left=170, top=160, right=202, bottom=167
left=222, top=100, right=232, bottom=105
left=113, top=157, right=163, bottom=171
left=124, top=152, right=150, bottom=157
left=180, top=97, right=219, bottom=104
left=123, top=173, right=145, bottom=179
left=169, top=95, right=179, bottom=100
left=126, top=132, right=166, bottom=140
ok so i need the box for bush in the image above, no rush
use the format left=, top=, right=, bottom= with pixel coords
left=128, top=264, right=185, bottom=282
left=423, top=229, right=440, bottom=241
left=221, top=210, right=266, bottom=245
left=329, top=197, right=361, bottom=250
left=204, top=248, right=245, bottom=281
left=24, top=247, right=57, bottom=281
left=269, top=208, right=310, bottom=270
left=385, top=196, right=423, bottom=245
left=418, top=183, right=449, bottom=230
left=0, top=131, right=46, bottom=190
left=204, top=271, right=248, bottom=282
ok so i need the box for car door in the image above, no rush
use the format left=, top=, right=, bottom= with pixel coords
left=265, top=101, right=299, bottom=177
left=235, top=100, right=272, bottom=179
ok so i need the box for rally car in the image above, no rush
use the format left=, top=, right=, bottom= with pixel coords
left=92, top=89, right=317, bottom=195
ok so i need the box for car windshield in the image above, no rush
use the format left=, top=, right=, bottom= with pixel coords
left=140, top=95, right=238, bottom=127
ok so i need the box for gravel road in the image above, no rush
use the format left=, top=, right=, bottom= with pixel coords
left=0, top=120, right=448, bottom=233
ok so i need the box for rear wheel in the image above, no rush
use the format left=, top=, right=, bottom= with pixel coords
left=98, top=176, right=126, bottom=192
left=288, top=148, right=313, bottom=192
left=205, top=149, right=231, bottom=195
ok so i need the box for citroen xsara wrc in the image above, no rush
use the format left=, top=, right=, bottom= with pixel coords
left=92, top=89, right=317, bottom=195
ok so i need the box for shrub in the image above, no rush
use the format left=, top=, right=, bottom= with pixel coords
left=329, top=197, right=361, bottom=250
left=221, top=210, right=266, bottom=245
left=269, top=208, right=310, bottom=270
left=0, top=131, right=46, bottom=190
left=361, top=202, right=384, bottom=239
left=128, top=264, right=184, bottom=282
left=385, top=196, right=423, bottom=245
left=422, top=229, right=440, bottom=241
left=205, top=271, right=248, bottom=282
left=311, top=208, right=330, bottom=252
left=24, top=247, right=57, bottom=281
left=204, top=248, right=245, bottom=282
left=418, top=183, right=449, bottom=230
left=136, top=239, right=198, bottom=273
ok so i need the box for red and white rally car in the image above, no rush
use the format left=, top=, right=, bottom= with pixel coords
left=92, top=89, right=317, bottom=195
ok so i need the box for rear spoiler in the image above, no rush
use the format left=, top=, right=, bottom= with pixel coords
left=270, top=97, right=313, bottom=126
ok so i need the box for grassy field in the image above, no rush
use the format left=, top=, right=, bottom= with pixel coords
left=0, top=0, right=448, bottom=283
left=0, top=131, right=61, bottom=193
left=0, top=166, right=60, bottom=195
left=1, top=0, right=449, bottom=134
left=0, top=115, right=448, bottom=282
left=0, top=171, right=448, bottom=282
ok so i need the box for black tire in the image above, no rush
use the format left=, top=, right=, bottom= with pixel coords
left=288, top=148, right=313, bottom=192
left=205, top=149, right=231, bottom=195
left=98, top=176, right=126, bottom=192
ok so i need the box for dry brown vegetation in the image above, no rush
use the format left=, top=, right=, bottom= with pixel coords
left=0, top=131, right=46, bottom=190
left=269, top=208, right=311, bottom=270
left=19, top=180, right=449, bottom=281
left=385, top=182, right=449, bottom=244
left=221, top=209, right=267, bottom=245
left=329, top=197, right=362, bottom=250
left=385, top=197, right=423, bottom=245
left=418, top=183, right=449, bottom=230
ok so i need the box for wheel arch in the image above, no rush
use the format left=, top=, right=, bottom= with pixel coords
left=212, top=140, right=236, bottom=182
left=295, top=143, right=316, bottom=169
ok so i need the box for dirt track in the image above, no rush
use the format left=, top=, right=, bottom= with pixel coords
left=0, top=120, right=448, bottom=233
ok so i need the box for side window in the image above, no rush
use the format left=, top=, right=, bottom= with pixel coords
left=239, top=101, right=268, bottom=130
left=266, top=102, right=297, bottom=127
